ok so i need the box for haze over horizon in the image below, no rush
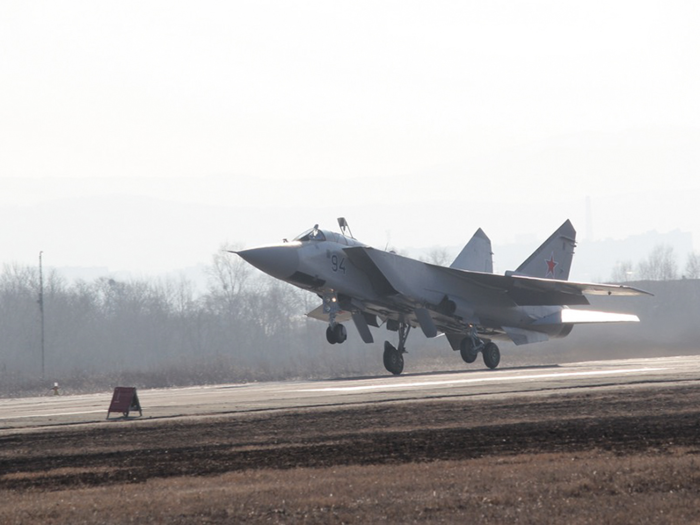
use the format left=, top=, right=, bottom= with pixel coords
left=2, top=2, right=698, bottom=278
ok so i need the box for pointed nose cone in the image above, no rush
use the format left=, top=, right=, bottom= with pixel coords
left=236, top=245, right=299, bottom=280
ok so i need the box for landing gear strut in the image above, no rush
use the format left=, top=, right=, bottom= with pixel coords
left=383, top=322, right=410, bottom=375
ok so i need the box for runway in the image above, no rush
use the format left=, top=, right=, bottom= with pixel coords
left=2, top=354, right=699, bottom=433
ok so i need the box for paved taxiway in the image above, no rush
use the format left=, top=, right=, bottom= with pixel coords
left=2, top=354, right=699, bottom=433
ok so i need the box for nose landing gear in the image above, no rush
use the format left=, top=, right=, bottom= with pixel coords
left=326, top=323, right=347, bottom=344
left=323, top=291, right=347, bottom=345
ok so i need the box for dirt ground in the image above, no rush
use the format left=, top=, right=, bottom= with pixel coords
left=2, top=385, right=700, bottom=523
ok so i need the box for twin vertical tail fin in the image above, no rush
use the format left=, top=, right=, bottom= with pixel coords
left=450, top=228, right=493, bottom=273
left=449, top=220, right=576, bottom=280
left=514, top=220, right=576, bottom=280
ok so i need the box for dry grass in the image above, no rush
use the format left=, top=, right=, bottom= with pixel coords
left=3, top=448, right=700, bottom=524
left=4, top=385, right=700, bottom=523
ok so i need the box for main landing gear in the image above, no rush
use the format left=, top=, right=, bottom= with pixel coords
left=482, top=342, right=500, bottom=369
left=460, top=330, right=500, bottom=370
left=383, top=322, right=410, bottom=375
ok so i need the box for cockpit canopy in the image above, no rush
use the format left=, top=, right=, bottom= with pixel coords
left=292, top=224, right=366, bottom=247
left=294, top=225, right=326, bottom=242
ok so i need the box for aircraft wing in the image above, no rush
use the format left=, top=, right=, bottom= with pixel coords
left=345, top=245, right=651, bottom=306
left=343, top=246, right=398, bottom=296
left=340, top=246, right=648, bottom=345
left=506, top=274, right=653, bottom=297
left=430, top=265, right=652, bottom=305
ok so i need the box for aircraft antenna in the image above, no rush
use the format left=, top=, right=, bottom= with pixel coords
left=337, top=217, right=354, bottom=239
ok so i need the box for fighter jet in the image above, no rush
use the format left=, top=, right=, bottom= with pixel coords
left=235, top=218, right=650, bottom=375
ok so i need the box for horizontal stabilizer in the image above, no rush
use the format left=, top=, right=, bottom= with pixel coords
left=434, top=263, right=652, bottom=306
left=510, top=275, right=653, bottom=297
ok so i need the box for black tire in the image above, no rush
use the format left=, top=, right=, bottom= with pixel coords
left=333, top=323, right=347, bottom=344
left=459, top=338, right=478, bottom=364
left=483, top=342, right=500, bottom=369
left=383, top=341, right=404, bottom=375
left=326, top=325, right=337, bottom=344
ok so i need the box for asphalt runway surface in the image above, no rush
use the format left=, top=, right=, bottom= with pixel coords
left=3, top=354, right=700, bottom=524
left=2, top=354, right=699, bottom=433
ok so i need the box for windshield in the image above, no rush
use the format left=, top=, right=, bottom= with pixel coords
left=293, top=225, right=326, bottom=242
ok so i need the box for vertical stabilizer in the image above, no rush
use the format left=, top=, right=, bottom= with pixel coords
left=515, top=220, right=576, bottom=280
left=450, top=228, right=493, bottom=273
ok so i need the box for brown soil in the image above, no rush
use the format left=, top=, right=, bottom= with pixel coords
left=2, top=385, right=700, bottom=523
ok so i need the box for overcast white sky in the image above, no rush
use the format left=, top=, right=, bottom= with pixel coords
left=1, top=1, right=699, bottom=276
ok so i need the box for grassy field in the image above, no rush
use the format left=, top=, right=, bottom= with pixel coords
left=2, top=386, right=700, bottom=524
left=4, top=450, right=700, bottom=524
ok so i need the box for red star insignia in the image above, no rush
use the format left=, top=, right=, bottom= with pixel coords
left=545, top=253, right=558, bottom=276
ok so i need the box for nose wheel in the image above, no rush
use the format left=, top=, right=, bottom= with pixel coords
left=326, top=323, right=347, bottom=344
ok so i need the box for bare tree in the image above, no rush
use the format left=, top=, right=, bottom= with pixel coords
left=207, top=244, right=252, bottom=298
left=685, top=251, right=700, bottom=279
left=637, top=244, right=678, bottom=281
left=610, top=260, right=634, bottom=282
left=422, top=247, right=453, bottom=266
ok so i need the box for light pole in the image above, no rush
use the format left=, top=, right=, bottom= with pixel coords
left=39, top=251, right=45, bottom=380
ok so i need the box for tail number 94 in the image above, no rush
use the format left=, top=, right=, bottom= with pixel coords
left=331, top=254, right=346, bottom=274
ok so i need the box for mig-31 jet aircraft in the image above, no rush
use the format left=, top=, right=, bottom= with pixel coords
left=235, top=218, right=650, bottom=375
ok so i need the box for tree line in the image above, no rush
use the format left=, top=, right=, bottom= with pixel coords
left=0, top=246, right=377, bottom=395
left=611, top=244, right=700, bottom=282
left=2, top=242, right=698, bottom=396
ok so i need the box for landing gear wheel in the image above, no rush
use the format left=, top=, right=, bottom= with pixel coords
left=326, top=326, right=337, bottom=344
left=459, top=338, right=478, bottom=364
left=483, top=342, right=500, bottom=369
left=383, top=341, right=404, bottom=376
left=326, top=324, right=347, bottom=344
left=333, top=323, right=347, bottom=344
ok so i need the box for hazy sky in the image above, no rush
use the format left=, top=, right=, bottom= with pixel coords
left=1, top=1, right=699, bottom=275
